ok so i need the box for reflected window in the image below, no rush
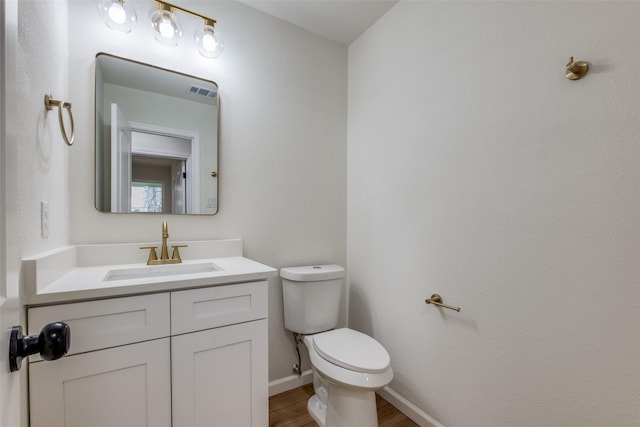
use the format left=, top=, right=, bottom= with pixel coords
left=132, top=182, right=163, bottom=212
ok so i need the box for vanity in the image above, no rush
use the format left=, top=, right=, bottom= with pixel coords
left=22, top=239, right=276, bottom=427
left=17, top=39, right=266, bottom=426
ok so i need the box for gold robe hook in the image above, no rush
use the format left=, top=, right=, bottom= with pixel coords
left=566, top=56, right=589, bottom=80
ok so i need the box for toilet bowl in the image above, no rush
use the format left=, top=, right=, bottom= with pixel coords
left=304, top=329, right=393, bottom=427
left=280, top=265, right=394, bottom=427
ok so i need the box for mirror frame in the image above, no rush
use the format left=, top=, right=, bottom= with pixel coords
left=94, top=53, right=220, bottom=215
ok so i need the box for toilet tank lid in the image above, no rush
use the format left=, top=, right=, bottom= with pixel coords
left=280, top=265, right=345, bottom=281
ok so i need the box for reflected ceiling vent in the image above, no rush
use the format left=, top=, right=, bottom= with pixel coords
left=189, top=86, right=217, bottom=98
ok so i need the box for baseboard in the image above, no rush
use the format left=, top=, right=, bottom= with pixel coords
left=377, top=387, right=445, bottom=427
left=268, top=369, right=313, bottom=396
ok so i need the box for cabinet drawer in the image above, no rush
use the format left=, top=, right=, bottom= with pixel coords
left=28, top=293, right=170, bottom=358
left=171, top=281, right=267, bottom=335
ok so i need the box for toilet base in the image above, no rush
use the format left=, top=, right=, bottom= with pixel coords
left=307, top=384, right=379, bottom=427
left=307, top=395, right=327, bottom=426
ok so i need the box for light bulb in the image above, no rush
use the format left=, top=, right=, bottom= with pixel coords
left=97, top=0, right=136, bottom=33
left=195, top=24, right=223, bottom=59
left=150, top=7, right=182, bottom=46
left=107, top=3, right=126, bottom=24
left=202, top=33, right=217, bottom=51
left=158, top=19, right=176, bottom=38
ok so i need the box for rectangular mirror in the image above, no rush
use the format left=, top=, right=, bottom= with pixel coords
left=95, top=53, right=219, bottom=215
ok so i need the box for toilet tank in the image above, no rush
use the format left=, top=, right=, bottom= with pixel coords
left=280, top=265, right=345, bottom=334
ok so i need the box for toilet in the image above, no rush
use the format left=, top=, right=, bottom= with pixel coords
left=280, top=265, right=393, bottom=427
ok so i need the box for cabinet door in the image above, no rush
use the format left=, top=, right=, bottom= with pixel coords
left=172, top=320, right=268, bottom=427
left=29, top=338, right=171, bottom=427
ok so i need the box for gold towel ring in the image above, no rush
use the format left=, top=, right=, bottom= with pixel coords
left=44, top=94, right=75, bottom=146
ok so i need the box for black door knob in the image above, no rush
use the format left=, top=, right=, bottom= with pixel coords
left=9, top=322, right=71, bottom=372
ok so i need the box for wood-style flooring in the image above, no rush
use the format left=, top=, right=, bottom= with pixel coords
left=269, top=384, right=418, bottom=427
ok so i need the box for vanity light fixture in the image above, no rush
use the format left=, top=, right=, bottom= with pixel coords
left=151, top=0, right=223, bottom=58
left=98, top=0, right=223, bottom=59
left=97, top=0, right=137, bottom=33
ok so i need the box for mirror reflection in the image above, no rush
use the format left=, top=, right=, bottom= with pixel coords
left=95, top=53, right=219, bottom=215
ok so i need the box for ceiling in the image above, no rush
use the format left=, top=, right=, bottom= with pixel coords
left=237, top=0, right=399, bottom=45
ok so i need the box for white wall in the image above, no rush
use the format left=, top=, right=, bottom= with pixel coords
left=17, top=0, right=70, bottom=257
left=67, top=0, right=347, bottom=381
left=348, top=2, right=640, bottom=426
left=10, top=1, right=70, bottom=425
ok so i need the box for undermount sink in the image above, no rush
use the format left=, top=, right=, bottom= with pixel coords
left=103, top=261, right=221, bottom=282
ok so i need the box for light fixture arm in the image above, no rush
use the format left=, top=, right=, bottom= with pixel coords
left=154, top=0, right=216, bottom=26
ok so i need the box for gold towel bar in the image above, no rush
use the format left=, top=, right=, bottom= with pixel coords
left=44, top=94, right=75, bottom=146
left=425, top=294, right=461, bottom=312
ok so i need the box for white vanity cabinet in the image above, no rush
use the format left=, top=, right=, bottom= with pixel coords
left=170, top=282, right=268, bottom=426
left=27, top=281, right=268, bottom=427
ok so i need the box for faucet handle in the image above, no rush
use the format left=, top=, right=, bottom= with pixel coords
left=170, top=245, right=188, bottom=263
left=140, top=246, right=159, bottom=265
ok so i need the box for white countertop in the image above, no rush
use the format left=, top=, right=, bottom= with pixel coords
left=22, top=240, right=278, bottom=306
left=25, top=256, right=277, bottom=306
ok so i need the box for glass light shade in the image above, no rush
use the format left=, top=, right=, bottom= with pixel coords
left=194, top=25, right=224, bottom=59
left=150, top=8, right=182, bottom=46
left=97, top=0, right=137, bottom=33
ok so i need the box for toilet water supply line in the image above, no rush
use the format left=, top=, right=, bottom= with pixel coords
left=292, top=332, right=303, bottom=376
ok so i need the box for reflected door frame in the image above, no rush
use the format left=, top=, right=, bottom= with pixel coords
left=129, top=122, right=200, bottom=214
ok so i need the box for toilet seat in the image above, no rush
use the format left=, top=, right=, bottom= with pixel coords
left=312, top=328, right=390, bottom=374
left=304, top=329, right=393, bottom=391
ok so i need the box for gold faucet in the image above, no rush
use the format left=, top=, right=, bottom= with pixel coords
left=140, top=221, right=188, bottom=265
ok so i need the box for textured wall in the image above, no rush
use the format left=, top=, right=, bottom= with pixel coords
left=13, top=1, right=70, bottom=425
left=16, top=0, right=70, bottom=258
left=348, top=2, right=640, bottom=426
left=66, top=0, right=347, bottom=381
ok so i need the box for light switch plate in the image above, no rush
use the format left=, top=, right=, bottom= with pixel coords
left=41, top=201, right=49, bottom=238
